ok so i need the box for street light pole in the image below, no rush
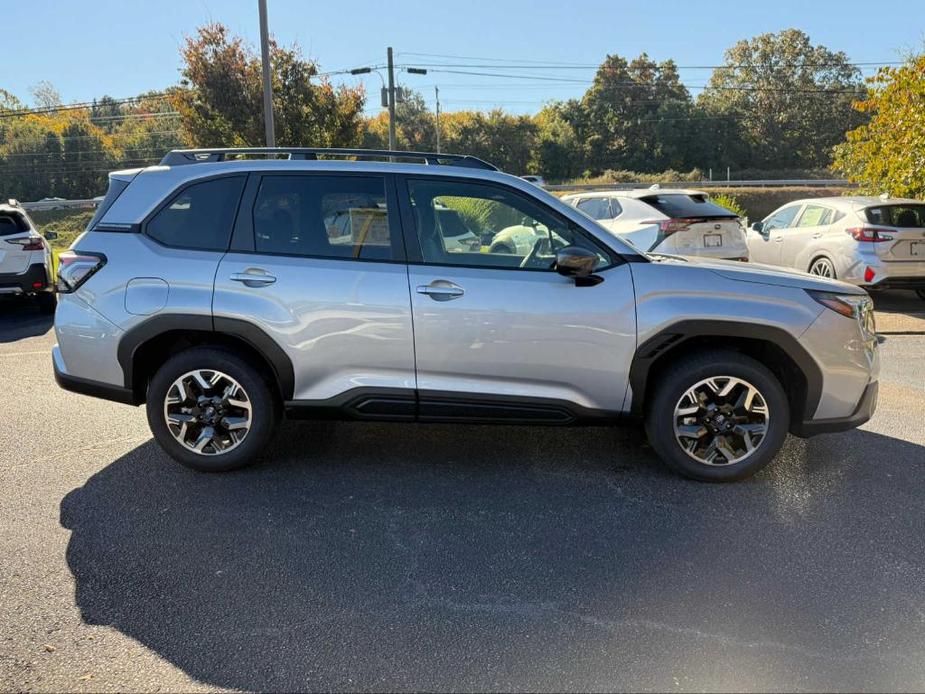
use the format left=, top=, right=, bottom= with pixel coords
left=386, top=47, right=396, bottom=151
left=258, top=0, right=276, bottom=147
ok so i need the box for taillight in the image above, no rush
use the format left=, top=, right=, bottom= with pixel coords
left=643, top=219, right=693, bottom=235
left=6, top=235, right=45, bottom=251
left=56, top=251, right=106, bottom=293
left=847, top=227, right=894, bottom=243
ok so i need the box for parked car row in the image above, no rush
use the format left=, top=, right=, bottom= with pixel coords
left=560, top=186, right=925, bottom=300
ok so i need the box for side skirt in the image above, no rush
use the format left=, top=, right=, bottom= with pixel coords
left=284, top=388, right=625, bottom=426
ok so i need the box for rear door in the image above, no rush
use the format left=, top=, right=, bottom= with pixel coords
left=212, top=172, right=415, bottom=405
left=780, top=204, right=833, bottom=270
left=863, top=204, right=925, bottom=261
left=0, top=210, right=33, bottom=275
left=399, top=176, right=637, bottom=417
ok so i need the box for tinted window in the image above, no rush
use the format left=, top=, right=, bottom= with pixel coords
left=253, top=175, right=393, bottom=260
left=576, top=197, right=612, bottom=220
left=609, top=198, right=624, bottom=217
left=0, top=212, right=28, bottom=236
left=436, top=208, right=474, bottom=238
left=639, top=194, right=737, bottom=219
left=408, top=179, right=609, bottom=271
left=796, top=205, right=833, bottom=227
left=147, top=176, right=245, bottom=250
left=865, top=205, right=925, bottom=227
left=764, top=205, right=801, bottom=231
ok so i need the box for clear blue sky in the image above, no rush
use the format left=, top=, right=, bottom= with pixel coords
left=5, top=0, right=925, bottom=114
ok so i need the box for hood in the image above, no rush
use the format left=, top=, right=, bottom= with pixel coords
left=652, top=255, right=867, bottom=295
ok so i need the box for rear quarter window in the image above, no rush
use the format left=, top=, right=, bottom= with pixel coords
left=146, top=176, right=246, bottom=251
left=640, top=194, right=737, bottom=219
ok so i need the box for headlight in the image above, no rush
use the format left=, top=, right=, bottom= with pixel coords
left=806, top=290, right=876, bottom=334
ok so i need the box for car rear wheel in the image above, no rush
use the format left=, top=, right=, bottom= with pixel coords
left=645, top=350, right=790, bottom=482
left=146, top=347, right=280, bottom=472
left=809, top=257, right=836, bottom=279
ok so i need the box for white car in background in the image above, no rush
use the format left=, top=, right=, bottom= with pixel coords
left=0, top=199, right=57, bottom=313
left=562, top=187, right=749, bottom=260
left=748, top=196, right=925, bottom=299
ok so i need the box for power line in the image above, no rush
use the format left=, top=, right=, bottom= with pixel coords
left=0, top=93, right=171, bottom=119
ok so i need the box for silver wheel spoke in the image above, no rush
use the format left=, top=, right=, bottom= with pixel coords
left=164, top=369, right=252, bottom=457
left=673, top=374, right=770, bottom=467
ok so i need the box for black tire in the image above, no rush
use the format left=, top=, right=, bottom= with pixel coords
left=146, top=346, right=281, bottom=472
left=490, top=243, right=515, bottom=254
left=36, top=291, right=56, bottom=315
left=644, top=350, right=790, bottom=482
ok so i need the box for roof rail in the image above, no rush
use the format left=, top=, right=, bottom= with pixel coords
left=159, top=147, right=498, bottom=171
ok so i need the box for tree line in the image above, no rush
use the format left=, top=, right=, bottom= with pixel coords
left=0, top=24, right=917, bottom=200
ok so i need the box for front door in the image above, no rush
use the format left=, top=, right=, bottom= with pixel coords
left=399, top=177, right=637, bottom=419
left=749, top=204, right=803, bottom=266
left=212, top=172, right=415, bottom=406
left=780, top=204, right=833, bottom=271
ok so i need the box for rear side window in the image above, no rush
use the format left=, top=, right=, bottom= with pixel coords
left=253, top=175, right=394, bottom=260
left=796, top=205, right=833, bottom=227
left=865, top=205, right=925, bottom=227
left=640, top=194, right=737, bottom=219
left=576, top=197, right=613, bottom=220
left=147, top=176, right=246, bottom=250
left=0, top=212, right=29, bottom=236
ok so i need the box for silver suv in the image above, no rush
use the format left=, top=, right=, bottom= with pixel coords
left=52, top=148, right=880, bottom=482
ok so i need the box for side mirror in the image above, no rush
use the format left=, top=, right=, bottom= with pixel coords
left=43, top=230, right=58, bottom=241
left=751, top=221, right=763, bottom=233
left=555, top=246, right=600, bottom=284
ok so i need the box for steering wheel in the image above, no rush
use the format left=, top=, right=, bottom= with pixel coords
left=520, top=236, right=553, bottom=269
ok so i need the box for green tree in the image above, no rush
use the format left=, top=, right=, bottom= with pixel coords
left=362, top=90, right=436, bottom=151
left=699, top=29, right=864, bottom=169
left=834, top=55, right=925, bottom=197
left=529, top=105, right=582, bottom=180
left=170, top=23, right=365, bottom=148
left=581, top=53, right=692, bottom=173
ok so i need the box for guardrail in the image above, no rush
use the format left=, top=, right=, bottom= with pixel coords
left=20, top=198, right=100, bottom=212
left=546, top=179, right=853, bottom=192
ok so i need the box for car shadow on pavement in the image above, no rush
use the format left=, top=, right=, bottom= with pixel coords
left=0, top=299, right=53, bottom=343
left=60, top=421, right=925, bottom=692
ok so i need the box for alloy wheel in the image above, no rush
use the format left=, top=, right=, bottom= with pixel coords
left=673, top=376, right=770, bottom=466
left=163, top=369, right=252, bottom=456
left=809, top=259, right=835, bottom=278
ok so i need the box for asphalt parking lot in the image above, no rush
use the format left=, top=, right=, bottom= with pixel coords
left=0, top=293, right=923, bottom=692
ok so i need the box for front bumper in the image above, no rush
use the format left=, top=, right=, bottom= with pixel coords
left=791, top=380, right=878, bottom=437
left=0, top=262, right=52, bottom=295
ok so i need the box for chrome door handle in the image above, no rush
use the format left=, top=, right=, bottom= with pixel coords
left=812, top=233, right=823, bottom=239
left=774, top=236, right=784, bottom=243
left=416, top=280, right=464, bottom=301
left=230, top=271, right=277, bottom=286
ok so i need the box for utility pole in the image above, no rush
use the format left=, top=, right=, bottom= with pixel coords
left=258, top=0, right=275, bottom=146
left=386, top=47, right=396, bottom=151
left=435, top=86, right=441, bottom=153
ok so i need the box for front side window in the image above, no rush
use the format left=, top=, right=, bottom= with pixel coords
left=764, top=205, right=801, bottom=232
left=253, top=175, right=394, bottom=260
left=407, top=179, right=609, bottom=271
left=796, top=205, right=833, bottom=227
left=576, top=197, right=612, bottom=221
left=147, top=176, right=245, bottom=250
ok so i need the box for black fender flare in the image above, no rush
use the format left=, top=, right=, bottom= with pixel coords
left=628, top=320, right=823, bottom=422
left=116, top=314, right=295, bottom=400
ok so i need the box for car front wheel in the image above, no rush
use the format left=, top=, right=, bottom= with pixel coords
left=645, top=351, right=790, bottom=482
left=146, top=346, right=281, bottom=472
